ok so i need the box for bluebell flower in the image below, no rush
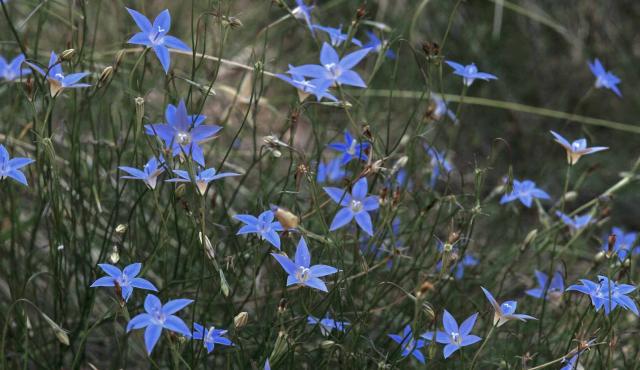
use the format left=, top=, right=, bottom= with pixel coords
left=445, top=61, right=497, bottom=87
left=499, top=179, right=550, bottom=208
left=526, top=270, right=564, bottom=301
left=264, top=359, right=271, bottom=370
left=428, top=94, right=458, bottom=123
left=307, top=315, right=350, bottom=336
left=192, top=323, right=234, bottom=353
left=566, top=276, right=638, bottom=316
left=388, top=325, right=426, bottom=364
left=425, top=146, right=454, bottom=188
left=271, top=237, right=338, bottom=292
left=550, top=130, right=608, bottom=165
left=126, top=8, right=191, bottom=73
left=234, top=210, right=285, bottom=249
left=363, top=31, right=395, bottom=59
left=556, top=211, right=593, bottom=232
left=317, top=157, right=346, bottom=184
left=328, top=131, right=369, bottom=164
left=166, top=166, right=240, bottom=195
left=312, top=25, right=362, bottom=47
left=119, top=156, right=165, bottom=190
left=90, top=263, right=158, bottom=302
left=291, top=0, right=314, bottom=33
left=324, top=177, right=380, bottom=236
left=421, top=310, right=481, bottom=359
left=0, top=54, right=30, bottom=81
left=588, top=58, right=621, bottom=97
left=29, top=51, right=90, bottom=96
left=288, top=43, right=371, bottom=88
left=145, top=100, right=221, bottom=166
left=276, top=66, right=337, bottom=102
left=0, top=144, right=34, bottom=186
left=481, top=287, right=536, bottom=327
left=126, top=294, right=193, bottom=354
left=601, top=227, right=639, bottom=261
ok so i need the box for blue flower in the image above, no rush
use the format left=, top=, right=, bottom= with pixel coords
left=560, top=339, right=595, bottom=370
left=126, top=8, right=191, bottom=73
left=119, top=156, right=165, bottom=190
left=421, top=310, right=481, bottom=359
left=234, top=210, right=285, bottom=249
left=425, top=146, right=454, bottom=188
left=276, top=66, right=337, bottom=102
left=550, top=130, right=608, bottom=165
left=588, top=58, right=621, bottom=97
left=90, top=263, right=158, bottom=302
left=525, top=270, right=564, bottom=301
left=328, top=131, right=369, bottom=164
left=499, top=179, right=550, bottom=208
left=29, top=51, right=91, bottom=96
left=167, top=166, right=240, bottom=195
left=363, top=31, right=395, bottom=59
left=429, top=94, right=458, bottom=123
left=388, top=325, right=426, bottom=364
left=288, top=43, right=371, bottom=88
left=271, top=237, right=338, bottom=292
left=312, top=25, right=362, bottom=47
left=556, top=211, right=593, bottom=232
left=445, top=61, right=497, bottom=87
left=307, top=315, right=350, bottom=336
left=192, top=323, right=234, bottom=353
left=317, top=157, right=347, bottom=184
left=324, top=177, right=380, bottom=236
left=145, top=100, right=221, bottom=166
left=566, top=276, right=638, bottom=316
left=0, top=144, right=34, bottom=186
left=126, top=294, right=193, bottom=354
left=0, top=54, right=30, bottom=81
left=601, top=227, right=639, bottom=262
left=481, top=287, right=536, bottom=327
left=291, top=0, right=314, bottom=33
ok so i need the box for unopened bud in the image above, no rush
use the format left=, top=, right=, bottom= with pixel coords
left=277, top=298, right=288, bottom=314
left=60, top=49, right=76, bottom=61
left=320, top=340, right=335, bottom=349
left=175, top=183, right=187, bottom=197
left=595, top=250, right=606, bottom=261
left=391, top=156, right=409, bottom=175
left=98, top=66, right=113, bottom=87
left=269, top=331, right=290, bottom=367
left=109, top=246, right=120, bottom=264
left=607, top=234, right=617, bottom=253
left=115, top=224, right=128, bottom=234
left=272, top=206, right=299, bottom=230
left=115, top=49, right=126, bottom=70
left=234, top=312, right=249, bottom=329
left=135, top=97, right=145, bottom=124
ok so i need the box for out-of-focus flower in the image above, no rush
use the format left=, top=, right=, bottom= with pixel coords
left=481, top=287, right=536, bottom=327
left=500, top=179, right=550, bottom=208
left=328, top=131, right=369, bottom=164
left=192, top=323, right=234, bottom=353
left=425, top=146, right=454, bottom=188
left=525, top=270, right=564, bottom=301
left=0, top=54, right=30, bottom=81
left=307, top=315, right=350, bottom=336
left=317, top=157, right=347, bottom=184
left=445, top=61, right=497, bottom=87
left=555, top=211, right=593, bottom=232
left=312, top=25, right=362, bottom=47
left=0, top=144, right=34, bottom=186
left=119, top=156, right=165, bottom=190
left=601, top=227, right=639, bottom=261
left=388, top=325, right=426, bottom=364
left=588, top=58, right=621, bottom=97
left=363, top=31, right=395, bottom=59
left=550, top=130, right=608, bottom=165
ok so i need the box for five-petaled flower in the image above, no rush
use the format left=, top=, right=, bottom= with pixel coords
left=276, top=65, right=337, bottom=102
left=566, top=276, right=638, bottom=316
left=481, top=287, right=536, bottom=327
left=601, top=227, right=639, bottom=261
left=288, top=43, right=371, bottom=88
left=324, top=177, right=380, bottom=236
left=0, top=54, right=30, bottom=81
left=363, top=31, right=396, bottom=59
left=550, top=130, right=608, bottom=165
left=588, top=58, right=621, bottom=97
left=90, top=263, right=158, bottom=302
left=312, top=25, right=362, bottom=47
left=167, top=166, right=239, bottom=195
left=425, top=146, right=454, bottom=188
left=29, top=51, right=91, bottom=96
left=234, top=210, right=285, bottom=249
left=421, top=310, right=482, bottom=359
left=126, top=294, right=193, bottom=354
left=291, top=0, right=314, bottom=33
left=500, top=179, right=550, bottom=208
left=271, top=237, right=338, bottom=292
left=388, top=325, right=427, bottom=364
left=307, top=315, right=350, bottom=336
left=525, top=270, right=564, bottom=301
left=0, top=144, right=35, bottom=186
left=119, top=156, right=165, bottom=190
left=317, top=157, right=347, bottom=184
left=428, top=94, right=458, bottom=124
left=145, top=100, right=221, bottom=166
left=192, top=323, right=234, bottom=353
left=328, top=131, right=369, bottom=164
left=445, top=61, right=497, bottom=87
left=556, top=211, right=593, bottom=232
left=126, top=8, right=191, bottom=73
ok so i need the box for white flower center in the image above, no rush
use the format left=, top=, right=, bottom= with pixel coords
left=451, top=331, right=461, bottom=345
left=295, top=266, right=311, bottom=283
left=350, top=199, right=363, bottom=213
left=176, top=131, right=191, bottom=145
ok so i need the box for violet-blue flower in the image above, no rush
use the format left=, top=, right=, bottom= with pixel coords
left=167, top=166, right=240, bottom=195
left=550, top=130, right=608, bottom=165
left=429, top=94, right=458, bottom=124
left=29, top=51, right=91, bottom=96
left=119, top=156, right=165, bottom=190
left=307, top=315, right=350, bottom=336
left=588, top=58, right=621, bottom=97
left=312, top=25, right=362, bottom=47
left=291, top=0, right=314, bottom=33
left=145, top=100, right=221, bottom=166
left=126, top=8, right=191, bottom=73
left=500, top=179, right=550, bottom=208
left=0, top=54, right=30, bottom=81
left=526, top=270, right=564, bottom=301
left=445, top=61, right=497, bottom=87
left=328, top=131, right=369, bottom=164
left=481, top=287, right=536, bottom=327
left=425, top=146, right=454, bottom=188
left=192, top=323, right=234, bottom=353
left=421, top=310, right=481, bottom=359
left=363, top=31, right=395, bottom=59
left=388, top=325, right=426, bottom=364
left=566, top=276, right=638, bottom=316
left=271, top=237, right=338, bottom=292
left=234, top=210, right=285, bottom=249
left=324, top=177, right=379, bottom=236
left=288, top=43, right=371, bottom=88
left=556, top=211, right=593, bottom=232
left=602, top=227, right=639, bottom=261
left=90, top=263, right=158, bottom=302
left=0, top=144, right=34, bottom=186
left=276, top=66, right=337, bottom=102
left=126, top=294, right=193, bottom=354
left=317, top=157, right=347, bottom=184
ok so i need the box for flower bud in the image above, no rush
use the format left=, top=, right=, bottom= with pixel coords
left=234, top=312, right=249, bottom=329
left=269, top=331, right=290, bottom=367
left=115, top=49, right=126, bottom=70
left=272, top=206, right=299, bottom=230
left=109, top=246, right=120, bottom=264
left=135, top=96, right=145, bottom=125
left=60, top=49, right=76, bottom=61
left=607, top=234, right=617, bottom=253
left=98, top=66, right=113, bottom=87
left=320, top=340, right=335, bottom=349
left=115, top=224, right=128, bottom=234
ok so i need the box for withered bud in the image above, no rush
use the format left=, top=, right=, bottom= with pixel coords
left=24, top=76, right=34, bottom=101
left=221, top=15, right=243, bottom=29
left=390, top=156, right=409, bottom=176
left=278, top=298, right=288, bottom=313
left=356, top=4, right=367, bottom=20
left=98, top=66, right=113, bottom=87
left=272, top=206, right=299, bottom=230
left=421, top=41, right=440, bottom=57
left=370, top=159, right=384, bottom=174
left=234, top=312, right=249, bottom=329
left=447, top=231, right=460, bottom=244
left=361, top=124, right=373, bottom=141
left=607, top=234, right=617, bottom=253
left=115, top=224, right=128, bottom=234
left=115, top=49, right=126, bottom=70
left=60, top=49, right=76, bottom=61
